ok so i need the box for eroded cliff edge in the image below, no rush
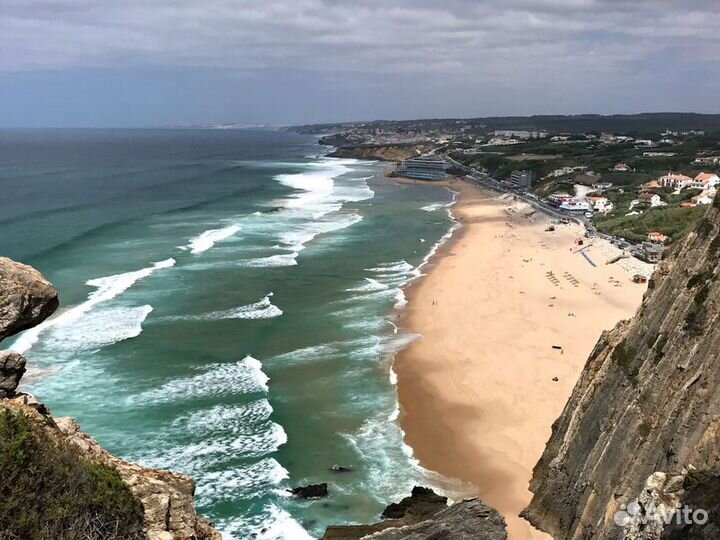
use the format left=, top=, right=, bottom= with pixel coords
left=0, top=257, right=221, bottom=540
left=524, top=198, right=720, bottom=539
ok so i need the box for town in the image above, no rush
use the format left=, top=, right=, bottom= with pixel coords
left=293, top=113, right=720, bottom=264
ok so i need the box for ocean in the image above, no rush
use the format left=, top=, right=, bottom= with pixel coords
left=0, top=129, right=455, bottom=538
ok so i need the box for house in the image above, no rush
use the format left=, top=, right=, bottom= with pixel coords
left=548, top=193, right=573, bottom=206
left=658, top=172, right=692, bottom=190
left=691, top=172, right=720, bottom=190
left=586, top=196, right=613, bottom=213
left=638, top=192, right=662, bottom=207
left=691, top=190, right=716, bottom=205
left=693, top=156, right=720, bottom=166
left=642, top=242, right=665, bottom=264
left=593, top=181, right=613, bottom=190
left=647, top=232, right=669, bottom=243
left=613, top=163, right=631, bottom=172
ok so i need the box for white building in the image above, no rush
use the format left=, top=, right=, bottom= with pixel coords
left=559, top=199, right=591, bottom=212
left=586, top=196, right=614, bottom=213
left=658, top=172, right=692, bottom=190
left=691, top=190, right=717, bottom=205
left=638, top=192, right=662, bottom=207
left=690, top=172, right=720, bottom=190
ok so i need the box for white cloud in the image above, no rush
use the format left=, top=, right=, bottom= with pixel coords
left=1, top=0, right=718, bottom=77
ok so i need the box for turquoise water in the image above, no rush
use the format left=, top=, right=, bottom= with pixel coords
left=0, top=129, right=454, bottom=538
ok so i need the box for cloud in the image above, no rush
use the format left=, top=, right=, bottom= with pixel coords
left=1, top=0, right=719, bottom=125
left=2, top=0, right=718, bottom=76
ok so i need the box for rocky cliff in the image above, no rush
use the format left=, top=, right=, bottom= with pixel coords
left=322, top=487, right=507, bottom=540
left=0, top=257, right=221, bottom=540
left=327, top=143, right=434, bottom=161
left=524, top=198, right=720, bottom=539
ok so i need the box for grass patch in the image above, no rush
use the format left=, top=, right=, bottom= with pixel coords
left=596, top=205, right=707, bottom=244
left=0, top=408, right=145, bottom=540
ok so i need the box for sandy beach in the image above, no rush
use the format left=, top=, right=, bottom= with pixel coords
left=394, top=179, right=650, bottom=540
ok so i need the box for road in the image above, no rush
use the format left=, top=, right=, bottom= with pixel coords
left=441, top=154, right=646, bottom=255
left=443, top=154, right=589, bottom=225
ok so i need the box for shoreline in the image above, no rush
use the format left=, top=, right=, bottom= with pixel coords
left=391, top=177, right=650, bottom=539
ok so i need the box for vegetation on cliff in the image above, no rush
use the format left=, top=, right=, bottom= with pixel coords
left=0, top=408, right=145, bottom=540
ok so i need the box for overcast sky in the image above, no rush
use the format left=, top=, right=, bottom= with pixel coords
left=1, top=0, right=719, bottom=127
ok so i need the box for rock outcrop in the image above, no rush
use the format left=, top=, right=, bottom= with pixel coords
left=524, top=200, right=720, bottom=539
left=380, top=486, right=448, bottom=521
left=0, top=257, right=59, bottom=341
left=0, top=350, right=26, bottom=398
left=288, top=483, right=329, bottom=499
left=322, top=488, right=506, bottom=540
left=364, top=499, right=507, bottom=540
left=0, top=256, right=221, bottom=540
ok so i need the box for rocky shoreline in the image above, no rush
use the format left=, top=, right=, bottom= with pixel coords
left=0, top=257, right=221, bottom=540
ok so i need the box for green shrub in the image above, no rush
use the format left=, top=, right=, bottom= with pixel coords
left=687, top=270, right=712, bottom=289
left=612, top=341, right=639, bottom=381
left=697, top=217, right=715, bottom=238
left=685, top=305, right=707, bottom=336
left=0, top=408, right=145, bottom=540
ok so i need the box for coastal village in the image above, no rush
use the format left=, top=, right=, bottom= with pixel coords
left=297, top=116, right=720, bottom=268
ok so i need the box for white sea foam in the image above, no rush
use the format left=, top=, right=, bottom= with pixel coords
left=165, top=294, right=282, bottom=321
left=420, top=202, right=445, bottom=212
left=12, top=258, right=175, bottom=354
left=237, top=253, right=299, bottom=268
left=345, top=278, right=389, bottom=293
left=341, top=412, right=421, bottom=503
left=366, top=260, right=416, bottom=276
left=156, top=422, right=287, bottom=467
left=219, top=504, right=312, bottom=540
left=45, top=305, right=153, bottom=352
left=187, top=225, right=241, bottom=254
left=195, top=458, right=290, bottom=505
left=205, top=294, right=283, bottom=320
left=278, top=212, right=363, bottom=252
left=253, top=505, right=313, bottom=540
left=130, top=355, right=269, bottom=404
left=172, top=400, right=274, bottom=434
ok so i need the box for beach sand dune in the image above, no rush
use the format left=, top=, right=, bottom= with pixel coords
left=394, top=180, right=649, bottom=540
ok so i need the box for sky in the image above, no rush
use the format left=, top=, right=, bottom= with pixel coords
left=1, top=0, right=719, bottom=127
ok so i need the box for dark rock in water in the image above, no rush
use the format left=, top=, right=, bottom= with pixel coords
left=0, top=351, right=26, bottom=398
left=288, top=483, right=328, bottom=499
left=0, top=257, right=59, bottom=343
left=381, top=486, right=448, bottom=521
left=330, top=464, right=354, bottom=473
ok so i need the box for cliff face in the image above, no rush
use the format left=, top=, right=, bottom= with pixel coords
left=524, top=199, right=720, bottom=539
left=327, top=143, right=434, bottom=161
left=0, top=257, right=221, bottom=540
